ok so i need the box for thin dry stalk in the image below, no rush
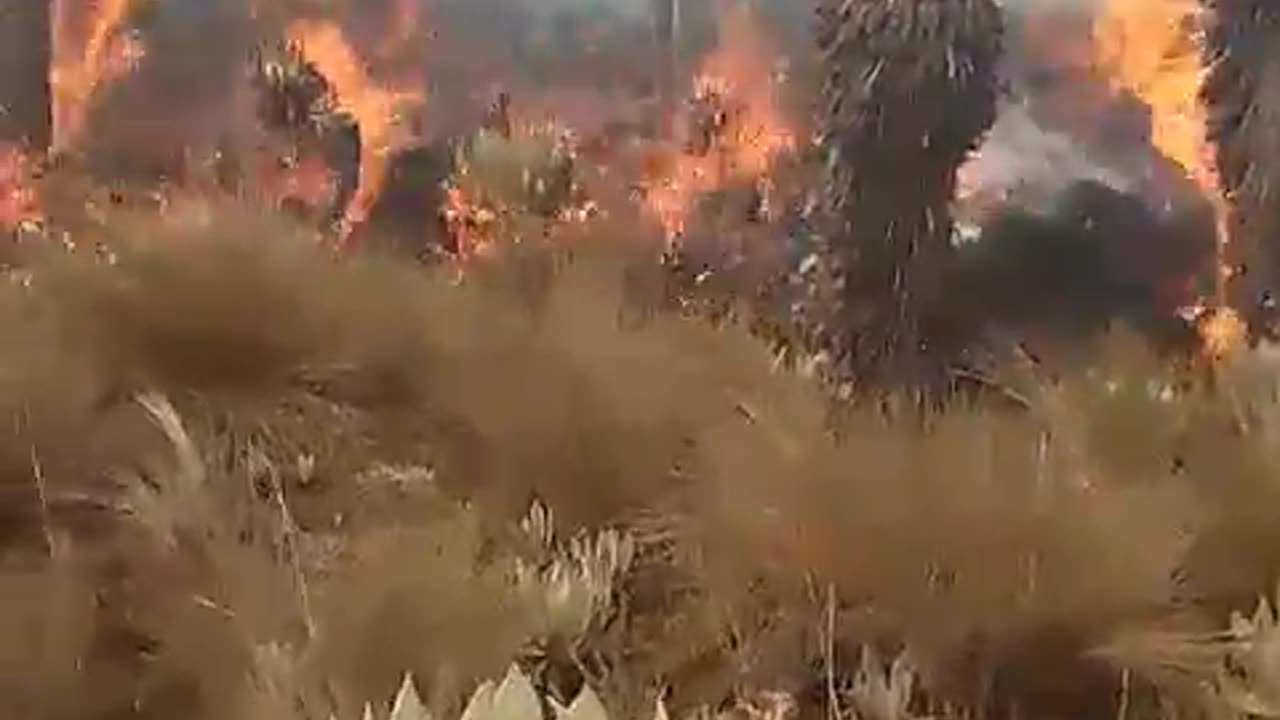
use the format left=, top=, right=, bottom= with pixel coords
left=22, top=404, right=57, bottom=560
left=824, top=583, right=844, bottom=720
left=266, top=460, right=318, bottom=641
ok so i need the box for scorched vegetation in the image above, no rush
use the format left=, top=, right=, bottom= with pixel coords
left=3, top=1, right=1280, bottom=720
left=0, top=209, right=1277, bottom=720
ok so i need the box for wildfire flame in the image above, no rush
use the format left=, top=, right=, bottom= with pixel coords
left=51, top=0, right=145, bottom=154
left=0, top=145, right=42, bottom=229
left=1092, top=0, right=1241, bottom=353
left=644, top=6, right=795, bottom=241
left=285, top=19, right=424, bottom=234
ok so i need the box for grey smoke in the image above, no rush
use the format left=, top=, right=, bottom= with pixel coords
left=960, top=101, right=1137, bottom=214
left=960, top=0, right=1190, bottom=220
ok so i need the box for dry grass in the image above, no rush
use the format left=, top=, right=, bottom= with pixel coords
left=2, top=203, right=1280, bottom=719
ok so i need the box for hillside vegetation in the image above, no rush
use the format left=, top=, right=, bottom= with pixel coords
left=3, top=205, right=1280, bottom=720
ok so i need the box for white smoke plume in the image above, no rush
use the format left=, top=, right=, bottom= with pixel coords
left=960, top=101, right=1136, bottom=214
left=959, top=0, right=1191, bottom=221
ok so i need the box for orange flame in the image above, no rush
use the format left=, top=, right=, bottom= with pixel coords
left=0, top=145, right=42, bottom=229
left=285, top=19, right=424, bottom=233
left=51, top=0, right=145, bottom=154
left=1093, top=0, right=1210, bottom=196
left=644, top=6, right=795, bottom=241
left=1092, top=0, right=1240, bottom=351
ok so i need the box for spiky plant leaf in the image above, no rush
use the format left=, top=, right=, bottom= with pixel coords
left=521, top=500, right=557, bottom=553
left=652, top=698, right=671, bottom=720
left=515, top=503, right=636, bottom=643
left=553, top=684, right=610, bottom=720
left=460, top=665, right=542, bottom=720
left=849, top=647, right=919, bottom=720
left=459, top=681, right=498, bottom=720
left=390, top=674, right=434, bottom=720
left=494, top=664, right=543, bottom=720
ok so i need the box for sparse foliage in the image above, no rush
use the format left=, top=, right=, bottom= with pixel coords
left=515, top=500, right=637, bottom=643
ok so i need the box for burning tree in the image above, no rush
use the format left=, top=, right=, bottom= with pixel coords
left=805, top=0, right=1004, bottom=398
left=1201, top=0, right=1280, bottom=331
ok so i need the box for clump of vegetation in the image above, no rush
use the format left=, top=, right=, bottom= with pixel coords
left=3, top=205, right=1280, bottom=720
left=806, top=0, right=1004, bottom=397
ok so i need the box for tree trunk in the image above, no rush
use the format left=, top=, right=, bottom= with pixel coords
left=0, top=0, right=52, bottom=151
left=807, top=0, right=1004, bottom=399
left=1201, top=0, right=1280, bottom=330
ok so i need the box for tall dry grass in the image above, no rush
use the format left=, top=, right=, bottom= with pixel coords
left=2, top=202, right=1280, bottom=719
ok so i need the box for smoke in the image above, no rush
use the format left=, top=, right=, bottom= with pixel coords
left=948, top=0, right=1220, bottom=350
left=961, top=0, right=1209, bottom=221
left=960, top=101, right=1136, bottom=215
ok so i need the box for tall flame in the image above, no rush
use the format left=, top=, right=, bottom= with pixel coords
left=285, top=19, right=424, bottom=233
left=644, top=6, right=795, bottom=241
left=51, top=0, right=145, bottom=154
left=1092, top=0, right=1243, bottom=354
